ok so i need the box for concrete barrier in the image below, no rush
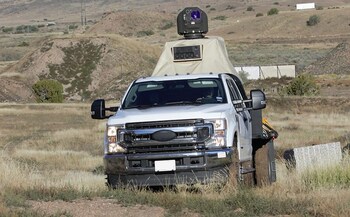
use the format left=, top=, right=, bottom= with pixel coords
left=283, top=142, right=342, bottom=172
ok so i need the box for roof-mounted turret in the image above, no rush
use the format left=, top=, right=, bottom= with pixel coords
left=177, top=7, right=208, bottom=39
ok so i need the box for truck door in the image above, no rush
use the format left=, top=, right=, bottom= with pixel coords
left=226, top=78, right=252, bottom=161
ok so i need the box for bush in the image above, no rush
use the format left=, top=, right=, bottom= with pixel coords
left=267, top=8, right=279, bottom=15
left=256, top=13, right=264, bottom=17
left=136, top=30, right=154, bottom=37
left=2, top=27, right=13, bottom=33
left=307, top=15, right=320, bottom=26
left=68, top=24, right=78, bottom=30
left=213, top=16, right=227, bottom=21
left=32, top=79, right=64, bottom=103
left=15, top=25, right=39, bottom=33
left=18, top=41, right=29, bottom=47
left=159, top=21, right=173, bottom=30
left=282, top=74, right=319, bottom=96
left=247, top=6, right=254, bottom=11
left=238, top=71, right=249, bottom=83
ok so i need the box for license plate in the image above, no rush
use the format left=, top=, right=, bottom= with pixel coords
left=155, top=160, right=176, bottom=172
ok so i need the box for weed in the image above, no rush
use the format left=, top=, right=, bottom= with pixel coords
left=16, top=185, right=93, bottom=202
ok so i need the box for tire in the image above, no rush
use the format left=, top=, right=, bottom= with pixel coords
left=228, top=136, right=254, bottom=187
left=106, top=174, right=119, bottom=190
left=228, top=148, right=239, bottom=187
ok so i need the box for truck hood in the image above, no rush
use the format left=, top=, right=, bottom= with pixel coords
left=108, top=103, right=230, bottom=125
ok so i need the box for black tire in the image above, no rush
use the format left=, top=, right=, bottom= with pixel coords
left=228, top=148, right=239, bottom=187
left=228, top=136, right=254, bottom=187
left=106, top=174, right=119, bottom=190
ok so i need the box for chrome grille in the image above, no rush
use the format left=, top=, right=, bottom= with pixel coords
left=121, top=119, right=213, bottom=153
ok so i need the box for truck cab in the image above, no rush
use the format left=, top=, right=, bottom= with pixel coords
left=91, top=7, right=274, bottom=187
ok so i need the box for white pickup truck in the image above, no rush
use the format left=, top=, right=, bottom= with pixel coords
left=91, top=7, right=276, bottom=187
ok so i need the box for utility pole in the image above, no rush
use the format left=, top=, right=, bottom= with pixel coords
left=80, top=0, right=86, bottom=26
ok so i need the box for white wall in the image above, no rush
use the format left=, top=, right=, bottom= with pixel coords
left=234, top=65, right=296, bottom=80
left=296, top=3, right=316, bottom=10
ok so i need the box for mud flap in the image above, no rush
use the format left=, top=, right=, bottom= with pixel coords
left=254, top=140, right=276, bottom=186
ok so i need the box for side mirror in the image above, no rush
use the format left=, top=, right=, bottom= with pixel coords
left=250, top=90, right=266, bottom=110
left=91, top=99, right=119, bottom=119
left=91, top=99, right=106, bottom=119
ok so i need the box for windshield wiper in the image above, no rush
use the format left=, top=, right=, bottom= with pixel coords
left=124, top=104, right=161, bottom=110
left=164, top=101, right=202, bottom=106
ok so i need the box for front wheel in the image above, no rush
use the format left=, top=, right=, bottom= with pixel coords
left=106, top=174, right=120, bottom=190
left=228, top=138, right=254, bottom=187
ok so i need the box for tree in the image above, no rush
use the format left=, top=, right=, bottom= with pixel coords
left=32, top=79, right=64, bottom=103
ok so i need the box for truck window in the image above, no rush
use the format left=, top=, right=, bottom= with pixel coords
left=122, top=78, right=227, bottom=109
left=226, top=79, right=243, bottom=101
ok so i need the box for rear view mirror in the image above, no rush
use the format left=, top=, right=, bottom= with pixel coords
left=91, top=99, right=106, bottom=119
left=250, top=90, right=266, bottom=110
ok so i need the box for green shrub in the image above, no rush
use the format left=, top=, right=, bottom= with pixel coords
left=2, top=27, right=13, bottom=33
left=316, top=6, right=324, bottom=10
left=32, top=79, right=64, bottom=103
left=15, top=25, right=39, bottom=33
left=159, top=21, right=173, bottom=30
left=282, top=74, right=319, bottom=96
left=238, top=71, right=249, bottom=83
left=18, top=41, right=29, bottom=47
left=136, top=30, right=154, bottom=37
left=267, top=8, right=279, bottom=15
left=247, top=6, right=254, bottom=11
left=307, top=15, right=320, bottom=26
left=213, top=16, right=227, bottom=21
left=68, top=24, right=78, bottom=30
left=256, top=13, right=264, bottom=17
left=46, top=40, right=103, bottom=99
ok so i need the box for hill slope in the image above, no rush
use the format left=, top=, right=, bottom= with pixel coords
left=303, top=42, right=350, bottom=75
left=2, top=35, right=160, bottom=101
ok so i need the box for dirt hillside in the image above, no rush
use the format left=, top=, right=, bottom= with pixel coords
left=303, top=42, right=350, bottom=75
left=2, top=35, right=161, bottom=102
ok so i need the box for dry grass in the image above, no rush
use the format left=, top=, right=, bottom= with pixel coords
left=0, top=103, right=104, bottom=192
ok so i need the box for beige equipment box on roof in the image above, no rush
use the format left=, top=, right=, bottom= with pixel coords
left=152, top=36, right=240, bottom=79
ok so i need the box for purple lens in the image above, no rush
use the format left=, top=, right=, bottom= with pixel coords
left=191, top=10, right=201, bottom=20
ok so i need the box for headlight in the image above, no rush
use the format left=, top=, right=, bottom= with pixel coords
left=204, top=119, right=227, bottom=148
left=106, top=125, right=125, bottom=154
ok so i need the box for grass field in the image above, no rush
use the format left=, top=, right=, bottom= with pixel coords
left=0, top=100, right=349, bottom=216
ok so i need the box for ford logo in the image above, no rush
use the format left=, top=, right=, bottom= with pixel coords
left=152, top=130, right=177, bottom=142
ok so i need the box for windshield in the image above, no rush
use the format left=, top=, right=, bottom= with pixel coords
left=122, top=78, right=227, bottom=109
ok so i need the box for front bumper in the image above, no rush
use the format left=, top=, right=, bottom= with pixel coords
left=104, top=148, right=233, bottom=186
